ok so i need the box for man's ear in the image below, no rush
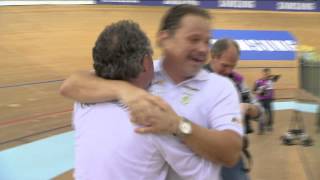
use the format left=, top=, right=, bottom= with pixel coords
left=156, top=30, right=170, bottom=48
left=142, top=54, right=152, bottom=72
left=142, top=55, right=148, bottom=72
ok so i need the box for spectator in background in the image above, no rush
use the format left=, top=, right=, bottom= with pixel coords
left=205, top=38, right=265, bottom=180
left=205, top=39, right=264, bottom=134
left=254, top=68, right=275, bottom=131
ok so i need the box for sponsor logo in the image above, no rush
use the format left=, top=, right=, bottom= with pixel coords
left=276, top=2, right=316, bottom=11
left=211, top=39, right=296, bottom=52
left=100, top=0, right=140, bottom=3
left=218, top=0, right=256, bottom=9
left=212, top=29, right=297, bottom=60
left=163, top=0, right=200, bottom=6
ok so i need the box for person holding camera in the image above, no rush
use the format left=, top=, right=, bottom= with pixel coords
left=204, top=38, right=264, bottom=180
left=253, top=68, right=277, bottom=131
left=205, top=39, right=264, bottom=134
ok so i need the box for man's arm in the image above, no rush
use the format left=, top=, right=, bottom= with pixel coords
left=240, top=82, right=263, bottom=118
left=60, top=71, right=169, bottom=110
left=146, top=106, right=239, bottom=178
left=135, top=81, right=243, bottom=167
left=136, top=107, right=242, bottom=167
left=241, top=103, right=260, bottom=118
left=60, top=71, right=130, bottom=103
left=182, top=125, right=242, bottom=167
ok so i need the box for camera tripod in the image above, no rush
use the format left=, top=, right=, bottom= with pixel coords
left=281, top=108, right=313, bottom=146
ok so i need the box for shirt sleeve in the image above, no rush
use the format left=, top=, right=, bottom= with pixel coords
left=207, top=79, right=244, bottom=136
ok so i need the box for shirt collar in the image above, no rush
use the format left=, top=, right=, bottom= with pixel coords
left=153, top=58, right=210, bottom=84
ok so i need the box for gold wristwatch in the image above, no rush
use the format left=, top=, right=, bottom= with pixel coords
left=175, top=117, right=192, bottom=137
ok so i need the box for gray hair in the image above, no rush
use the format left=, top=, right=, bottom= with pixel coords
left=211, top=38, right=240, bottom=58
left=93, top=20, right=152, bottom=80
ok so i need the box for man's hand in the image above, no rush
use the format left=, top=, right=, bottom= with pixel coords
left=133, top=104, right=181, bottom=134
left=240, top=103, right=260, bottom=118
left=119, top=87, right=180, bottom=134
left=240, top=103, right=251, bottom=115
left=119, top=87, right=169, bottom=116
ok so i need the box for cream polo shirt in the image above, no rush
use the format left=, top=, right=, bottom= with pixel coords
left=150, top=60, right=243, bottom=180
left=150, top=60, right=243, bottom=135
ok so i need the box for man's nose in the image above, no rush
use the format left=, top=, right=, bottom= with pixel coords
left=198, top=41, right=209, bottom=54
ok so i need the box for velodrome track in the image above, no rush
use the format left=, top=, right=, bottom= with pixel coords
left=0, top=4, right=319, bottom=180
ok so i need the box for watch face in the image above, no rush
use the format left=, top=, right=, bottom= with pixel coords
left=180, top=121, right=192, bottom=134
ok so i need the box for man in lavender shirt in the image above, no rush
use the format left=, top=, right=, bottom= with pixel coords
left=72, top=20, right=157, bottom=179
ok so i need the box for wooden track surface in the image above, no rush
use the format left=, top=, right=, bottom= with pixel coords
left=0, top=5, right=319, bottom=180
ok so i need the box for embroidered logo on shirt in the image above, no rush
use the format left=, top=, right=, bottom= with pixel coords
left=231, top=117, right=242, bottom=124
left=181, top=95, right=191, bottom=105
left=180, top=85, right=199, bottom=105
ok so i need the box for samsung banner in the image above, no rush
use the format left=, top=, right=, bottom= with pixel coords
left=211, top=30, right=297, bottom=60
left=96, top=0, right=320, bottom=12
left=1, top=0, right=318, bottom=10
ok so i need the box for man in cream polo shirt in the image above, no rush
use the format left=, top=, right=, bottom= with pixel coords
left=149, top=59, right=243, bottom=180
left=150, top=59, right=242, bottom=136
left=63, top=4, right=243, bottom=180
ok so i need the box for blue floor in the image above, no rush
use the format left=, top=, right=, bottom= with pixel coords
left=273, top=101, right=319, bottom=113
left=0, top=101, right=318, bottom=180
left=0, top=132, right=74, bottom=180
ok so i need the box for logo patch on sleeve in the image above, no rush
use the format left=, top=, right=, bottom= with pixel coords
left=231, top=117, right=242, bottom=124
